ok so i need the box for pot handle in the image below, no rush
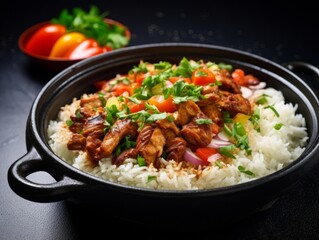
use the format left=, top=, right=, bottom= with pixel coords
left=8, top=147, right=87, bottom=202
left=283, top=61, right=319, bottom=83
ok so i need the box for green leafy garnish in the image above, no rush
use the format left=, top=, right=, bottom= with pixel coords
left=174, top=57, right=194, bottom=78
left=51, top=5, right=129, bottom=49
left=137, top=155, right=146, bottom=166
left=114, top=135, right=136, bottom=156
left=218, top=62, right=233, bottom=71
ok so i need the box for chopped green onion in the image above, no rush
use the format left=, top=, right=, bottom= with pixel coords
left=264, top=105, right=280, bottom=117
left=274, top=123, right=283, bottom=130
left=196, top=118, right=213, bottom=125
left=222, top=111, right=233, bottom=123
left=218, top=145, right=236, bottom=159
left=66, top=119, right=73, bottom=126
left=75, top=109, right=83, bottom=119
left=238, top=166, right=255, bottom=177
left=147, top=175, right=156, bottom=183
left=250, top=109, right=260, bottom=132
left=256, top=95, right=268, bottom=105
left=215, top=161, right=223, bottom=169
left=98, top=92, right=106, bottom=107
left=223, top=124, right=232, bottom=136
left=167, top=115, right=174, bottom=122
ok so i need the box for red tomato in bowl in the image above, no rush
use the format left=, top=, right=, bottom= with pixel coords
left=25, top=24, right=66, bottom=56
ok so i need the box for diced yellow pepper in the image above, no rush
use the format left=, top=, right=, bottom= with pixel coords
left=106, top=96, right=122, bottom=110
left=233, top=113, right=251, bottom=125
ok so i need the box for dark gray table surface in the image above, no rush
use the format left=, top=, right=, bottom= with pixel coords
left=1, top=1, right=319, bottom=239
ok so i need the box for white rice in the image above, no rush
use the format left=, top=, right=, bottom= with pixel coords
left=47, top=88, right=308, bottom=190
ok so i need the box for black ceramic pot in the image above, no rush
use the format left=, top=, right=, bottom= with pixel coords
left=8, top=43, right=319, bottom=227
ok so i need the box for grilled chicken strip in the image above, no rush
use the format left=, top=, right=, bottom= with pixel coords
left=181, top=112, right=213, bottom=147
left=217, top=92, right=252, bottom=116
left=176, top=100, right=201, bottom=126
left=165, top=137, right=187, bottom=162
left=136, top=125, right=166, bottom=166
left=99, top=119, right=138, bottom=157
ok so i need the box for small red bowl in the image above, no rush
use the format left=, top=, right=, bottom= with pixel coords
left=19, top=18, right=131, bottom=72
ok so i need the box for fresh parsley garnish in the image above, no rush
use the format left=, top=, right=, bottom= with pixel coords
left=51, top=5, right=129, bottom=49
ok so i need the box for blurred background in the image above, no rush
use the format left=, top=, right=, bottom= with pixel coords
left=1, top=0, right=318, bottom=239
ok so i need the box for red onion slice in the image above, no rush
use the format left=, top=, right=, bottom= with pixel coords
left=207, top=153, right=222, bottom=163
left=241, top=86, right=253, bottom=99
left=183, top=148, right=208, bottom=166
left=208, top=139, right=231, bottom=148
left=216, top=131, right=230, bottom=141
left=248, top=81, right=266, bottom=90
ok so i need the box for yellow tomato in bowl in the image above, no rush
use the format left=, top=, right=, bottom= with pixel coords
left=49, top=32, right=86, bottom=58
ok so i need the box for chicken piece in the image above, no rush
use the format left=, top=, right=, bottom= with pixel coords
left=98, top=119, right=138, bottom=157
left=67, top=133, right=86, bottom=151
left=165, top=137, right=187, bottom=162
left=82, top=114, right=105, bottom=137
left=112, top=148, right=137, bottom=166
left=71, top=107, right=98, bottom=123
left=218, top=76, right=241, bottom=94
left=156, top=118, right=180, bottom=142
left=200, top=104, right=223, bottom=126
left=197, top=86, right=221, bottom=107
left=80, top=93, right=112, bottom=108
left=176, top=100, right=201, bottom=126
left=69, top=122, right=84, bottom=134
left=86, top=132, right=103, bottom=162
left=136, top=125, right=166, bottom=166
left=217, top=92, right=252, bottom=116
left=181, top=112, right=213, bottom=147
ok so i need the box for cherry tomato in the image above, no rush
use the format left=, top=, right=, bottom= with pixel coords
left=192, top=68, right=215, bottom=85
left=128, top=101, right=145, bottom=113
left=25, top=24, right=66, bottom=56
left=195, top=147, right=218, bottom=162
left=64, top=39, right=108, bottom=59
left=49, top=32, right=86, bottom=58
left=147, top=95, right=176, bottom=113
left=111, top=83, right=132, bottom=96
left=232, top=69, right=247, bottom=86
